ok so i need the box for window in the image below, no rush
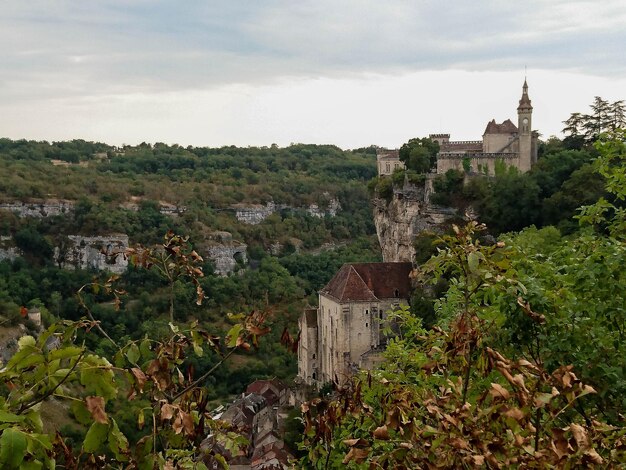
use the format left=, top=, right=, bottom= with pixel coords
left=312, top=354, right=316, bottom=359
left=386, top=163, right=390, bottom=172
left=365, top=309, right=369, bottom=316
left=394, top=289, right=399, bottom=298
left=366, top=322, right=369, bottom=328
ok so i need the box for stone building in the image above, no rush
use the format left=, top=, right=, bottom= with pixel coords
left=434, top=80, right=538, bottom=175
left=376, top=148, right=404, bottom=176
left=297, top=262, right=413, bottom=387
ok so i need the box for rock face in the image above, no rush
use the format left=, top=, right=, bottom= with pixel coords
left=234, top=198, right=341, bottom=224
left=0, top=236, right=21, bottom=262
left=235, top=202, right=277, bottom=225
left=207, top=245, right=248, bottom=276
left=373, top=181, right=457, bottom=262
left=0, top=200, right=74, bottom=218
left=204, top=231, right=248, bottom=276
left=54, top=235, right=129, bottom=273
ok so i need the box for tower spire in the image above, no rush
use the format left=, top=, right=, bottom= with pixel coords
left=518, top=78, right=532, bottom=111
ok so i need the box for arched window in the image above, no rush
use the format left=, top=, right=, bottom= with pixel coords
left=312, top=353, right=316, bottom=360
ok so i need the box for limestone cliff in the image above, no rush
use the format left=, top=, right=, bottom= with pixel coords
left=373, top=181, right=457, bottom=262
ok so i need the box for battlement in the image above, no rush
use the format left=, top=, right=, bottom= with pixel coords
left=438, top=152, right=518, bottom=159
left=446, top=140, right=482, bottom=145
left=429, top=133, right=450, bottom=138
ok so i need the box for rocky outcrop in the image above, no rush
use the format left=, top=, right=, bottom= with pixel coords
left=0, top=200, right=74, bottom=218
left=54, top=235, right=129, bottom=273
left=307, top=198, right=341, bottom=218
left=373, top=181, right=457, bottom=262
left=234, top=202, right=277, bottom=225
left=234, top=198, right=341, bottom=224
left=0, top=236, right=21, bottom=262
left=203, top=231, right=248, bottom=276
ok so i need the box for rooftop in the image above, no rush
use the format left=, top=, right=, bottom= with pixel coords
left=320, top=262, right=413, bottom=302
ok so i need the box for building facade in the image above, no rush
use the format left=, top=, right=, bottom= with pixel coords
left=297, top=262, right=412, bottom=387
left=434, top=80, right=538, bottom=175
left=376, top=148, right=404, bottom=176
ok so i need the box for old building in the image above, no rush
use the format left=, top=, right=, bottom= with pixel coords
left=376, top=148, right=404, bottom=176
left=434, top=80, right=538, bottom=175
left=297, top=262, right=413, bottom=387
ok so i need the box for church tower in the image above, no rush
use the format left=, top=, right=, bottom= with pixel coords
left=517, top=79, right=533, bottom=172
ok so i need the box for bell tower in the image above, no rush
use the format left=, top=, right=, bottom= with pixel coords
left=517, top=79, right=533, bottom=172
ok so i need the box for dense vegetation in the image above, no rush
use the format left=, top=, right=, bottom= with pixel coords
left=301, top=131, right=626, bottom=468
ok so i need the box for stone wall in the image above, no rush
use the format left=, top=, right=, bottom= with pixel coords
left=54, top=235, right=129, bottom=273
left=0, top=200, right=74, bottom=218
left=436, top=153, right=521, bottom=176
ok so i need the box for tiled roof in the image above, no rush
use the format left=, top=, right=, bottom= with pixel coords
left=483, top=119, right=518, bottom=135
left=321, top=262, right=413, bottom=302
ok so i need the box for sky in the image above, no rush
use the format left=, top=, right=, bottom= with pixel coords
left=1, top=0, right=625, bottom=149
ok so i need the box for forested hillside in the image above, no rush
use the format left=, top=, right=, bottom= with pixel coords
left=0, top=140, right=381, bottom=425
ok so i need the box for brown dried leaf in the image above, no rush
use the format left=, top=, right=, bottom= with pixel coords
left=161, top=403, right=175, bottom=420
left=489, top=383, right=510, bottom=400
left=569, top=423, right=589, bottom=450
left=179, top=410, right=194, bottom=435
left=131, top=367, right=147, bottom=392
left=583, top=448, right=603, bottom=465
left=503, top=407, right=525, bottom=421
left=85, top=396, right=108, bottom=424
left=342, top=447, right=370, bottom=464
left=343, top=438, right=368, bottom=448
left=373, top=425, right=390, bottom=440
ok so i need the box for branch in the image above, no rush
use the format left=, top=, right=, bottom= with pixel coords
left=19, top=349, right=86, bottom=414
left=171, top=348, right=237, bottom=401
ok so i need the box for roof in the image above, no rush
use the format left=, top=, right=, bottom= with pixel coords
left=483, top=119, right=518, bottom=135
left=320, top=262, right=413, bottom=302
left=376, top=149, right=400, bottom=161
left=246, top=379, right=287, bottom=406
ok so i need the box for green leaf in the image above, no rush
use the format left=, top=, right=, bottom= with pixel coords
left=83, top=422, right=108, bottom=453
left=467, top=252, right=479, bottom=273
left=70, top=401, right=92, bottom=426
left=48, top=346, right=83, bottom=362
left=0, top=411, right=25, bottom=424
left=0, top=428, right=28, bottom=468
left=125, top=343, right=140, bottom=365
left=108, top=419, right=129, bottom=461
left=19, top=460, right=43, bottom=470
left=226, top=324, right=243, bottom=348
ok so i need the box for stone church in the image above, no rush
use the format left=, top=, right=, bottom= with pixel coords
left=297, top=262, right=412, bottom=387
left=376, top=80, right=538, bottom=176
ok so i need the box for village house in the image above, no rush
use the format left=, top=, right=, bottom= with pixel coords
left=297, top=262, right=413, bottom=387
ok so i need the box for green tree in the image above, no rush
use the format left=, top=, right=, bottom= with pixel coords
left=398, top=137, right=439, bottom=173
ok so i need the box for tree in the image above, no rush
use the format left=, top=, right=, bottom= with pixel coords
left=398, top=137, right=439, bottom=173
left=0, top=236, right=272, bottom=469
left=299, top=132, right=626, bottom=468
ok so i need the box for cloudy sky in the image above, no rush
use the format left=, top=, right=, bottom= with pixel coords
left=1, top=0, right=625, bottom=148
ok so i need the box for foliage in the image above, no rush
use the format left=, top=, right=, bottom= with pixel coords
left=300, top=222, right=626, bottom=468
left=563, top=98, right=625, bottom=143
left=0, top=236, right=272, bottom=469
left=398, top=137, right=439, bottom=174
left=299, top=132, right=626, bottom=468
